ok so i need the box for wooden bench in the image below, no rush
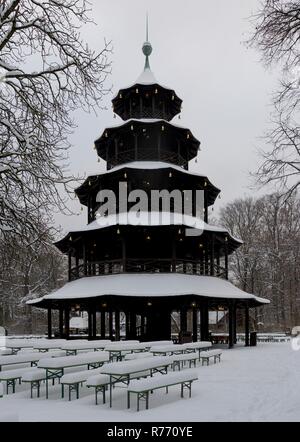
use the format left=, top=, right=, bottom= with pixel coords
left=0, top=368, right=32, bottom=394
left=60, top=368, right=106, bottom=401
left=127, top=370, right=198, bottom=411
left=200, top=350, right=222, bottom=366
left=22, top=369, right=48, bottom=398
left=172, top=353, right=198, bottom=371
left=86, top=374, right=111, bottom=405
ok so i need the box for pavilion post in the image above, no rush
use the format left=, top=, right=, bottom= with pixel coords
left=210, top=235, right=215, bottom=276
left=180, top=308, right=187, bottom=336
left=64, top=307, right=70, bottom=340
left=192, top=307, right=198, bottom=342
left=59, top=308, right=64, bottom=338
left=68, top=251, right=72, bottom=282
left=200, top=301, right=209, bottom=341
left=92, top=310, right=97, bottom=340
left=115, top=310, right=120, bottom=341
left=88, top=310, right=93, bottom=340
left=101, top=311, right=106, bottom=339
left=225, top=240, right=229, bottom=280
left=228, top=302, right=235, bottom=349
left=109, top=311, right=114, bottom=340
left=245, top=303, right=250, bottom=347
left=47, top=308, right=52, bottom=339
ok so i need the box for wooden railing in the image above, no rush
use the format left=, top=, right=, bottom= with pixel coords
left=107, top=148, right=188, bottom=170
left=69, top=258, right=227, bottom=281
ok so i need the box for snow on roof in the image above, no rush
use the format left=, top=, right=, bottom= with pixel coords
left=136, top=67, right=157, bottom=85
left=96, top=118, right=193, bottom=136
left=85, top=161, right=213, bottom=183
left=111, top=70, right=175, bottom=100
left=27, top=273, right=269, bottom=305
left=63, top=211, right=242, bottom=244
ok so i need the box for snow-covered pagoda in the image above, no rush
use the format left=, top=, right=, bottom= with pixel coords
left=28, top=32, right=269, bottom=347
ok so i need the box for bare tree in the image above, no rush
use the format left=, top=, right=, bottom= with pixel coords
left=0, top=0, right=111, bottom=236
left=220, top=193, right=300, bottom=331
left=250, top=0, right=300, bottom=197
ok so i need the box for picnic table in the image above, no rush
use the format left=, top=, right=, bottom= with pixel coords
left=33, top=341, right=66, bottom=353
left=104, top=343, right=147, bottom=361
left=61, top=340, right=111, bottom=356
left=0, top=351, right=64, bottom=372
left=150, top=344, right=186, bottom=356
left=38, top=351, right=110, bottom=398
left=5, top=340, right=34, bottom=355
left=99, top=356, right=174, bottom=407
left=183, top=341, right=212, bottom=360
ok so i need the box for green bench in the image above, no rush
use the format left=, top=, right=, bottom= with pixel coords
left=127, top=370, right=198, bottom=411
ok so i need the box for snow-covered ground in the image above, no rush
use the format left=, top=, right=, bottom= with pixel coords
left=0, top=343, right=299, bottom=422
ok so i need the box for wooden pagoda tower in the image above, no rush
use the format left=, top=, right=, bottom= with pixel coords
left=28, top=30, right=269, bottom=347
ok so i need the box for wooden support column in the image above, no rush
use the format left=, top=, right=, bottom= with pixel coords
left=68, top=250, right=72, bottom=281
left=47, top=308, right=52, bottom=339
left=101, top=311, right=106, bottom=339
left=59, top=308, right=64, bottom=338
left=192, top=308, right=198, bottom=342
left=83, top=242, right=87, bottom=276
left=125, top=312, right=130, bottom=340
left=88, top=310, right=93, bottom=340
left=109, top=312, right=114, bottom=340
left=115, top=310, right=120, bottom=341
left=210, top=235, right=215, bottom=276
left=134, top=134, right=138, bottom=160
left=180, top=309, right=187, bottom=334
left=228, top=302, right=235, bottom=349
left=64, top=307, right=70, bottom=340
left=92, top=310, right=97, bottom=340
left=225, top=239, right=229, bottom=280
left=245, top=303, right=250, bottom=347
left=200, top=301, right=209, bottom=341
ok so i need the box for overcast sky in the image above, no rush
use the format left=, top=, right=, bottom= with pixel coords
left=55, top=0, right=279, bottom=233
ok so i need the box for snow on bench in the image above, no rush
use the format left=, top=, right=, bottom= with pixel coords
left=183, top=341, right=213, bottom=360
left=143, top=341, right=174, bottom=349
left=61, top=341, right=110, bottom=355
left=37, top=351, right=110, bottom=370
left=37, top=351, right=110, bottom=399
left=100, top=356, right=175, bottom=407
left=200, top=350, right=222, bottom=365
left=0, top=368, right=35, bottom=394
left=0, top=349, right=12, bottom=356
left=60, top=368, right=105, bottom=401
left=150, top=344, right=186, bottom=356
left=22, top=369, right=48, bottom=398
left=172, top=353, right=198, bottom=370
left=104, top=343, right=148, bottom=361
left=86, top=370, right=150, bottom=405
left=0, top=350, right=65, bottom=371
left=127, top=369, right=199, bottom=411
left=124, top=352, right=153, bottom=361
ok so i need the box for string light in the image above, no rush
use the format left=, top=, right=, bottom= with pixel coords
left=136, top=88, right=139, bottom=94
left=169, top=172, right=172, bottom=178
left=119, top=93, right=122, bottom=99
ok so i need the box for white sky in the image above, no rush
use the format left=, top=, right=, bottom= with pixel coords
left=55, top=0, right=279, bottom=233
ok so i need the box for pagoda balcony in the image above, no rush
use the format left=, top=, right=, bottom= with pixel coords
left=69, top=258, right=227, bottom=281
left=107, top=148, right=188, bottom=170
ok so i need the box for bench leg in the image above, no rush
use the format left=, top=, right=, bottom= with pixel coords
left=127, top=391, right=130, bottom=409
left=137, top=393, right=140, bottom=412
left=103, top=387, right=106, bottom=404
left=166, top=386, right=168, bottom=394
left=61, top=384, right=64, bottom=399
left=37, top=382, right=40, bottom=398
left=181, top=383, right=184, bottom=398
left=76, top=384, right=79, bottom=400
left=95, top=389, right=98, bottom=405
left=146, top=392, right=149, bottom=410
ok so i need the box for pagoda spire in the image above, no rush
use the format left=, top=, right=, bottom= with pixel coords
left=142, top=13, right=152, bottom=70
